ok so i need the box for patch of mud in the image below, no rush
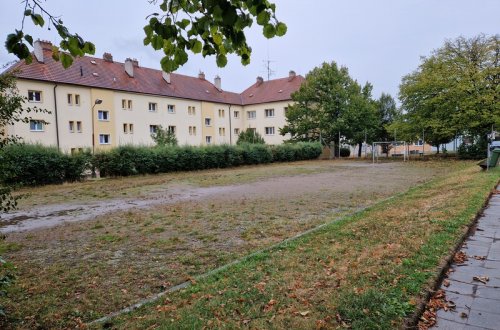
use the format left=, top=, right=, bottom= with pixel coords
left=0, top=162, right=430, bottom=233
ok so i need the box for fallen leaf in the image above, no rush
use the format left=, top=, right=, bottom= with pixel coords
left=453, top=251, right=468, bottom=264
left=443, top=279, right=450, bottom=287
left=263, top=299, right=277, bottom=313
left=473, top=255, right=486, bottom=260
left=299, top=311, right=310, bottom=317
left=472, top=276, right=489, bottom=284
left=460, top=312, right=468, bottom=318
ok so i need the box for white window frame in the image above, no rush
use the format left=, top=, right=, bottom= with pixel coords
left=234, top=111, right=239, bottom=118
left=205, top=117, right=212, bottom=126
left=247, top=111, right=256, bottom=119
left=168, top=125, right=176, bottom=134
left=99, top=134, right=111, bottom=145
left=67, top=94, right=73, bottom=105
left=149, top=125, right=159, bottom=134
left=69, top=121, right=75, bottom=133
left=219, top=127, right=225, bottom=136
left=167, top=104, right=175, bottom=113
left=123, top=123, right=128, bottom=134
left=265, top=109, right=275, bottom=118
left=29, top=120, right=44, bottom=132
left=129, top=123, right=134, bottom=134
left=76, top=121, right=82, bottom=133
left=234, top=128, right=240, bottom=135
left=205, top=136, right=212, bottom=144
left=265, top=127, right=275, bottom=135
left=75, top=94, right=80, bottom=106
left=97, top=110, right=110, bottom=121
left=28, top=90, right=42, bottom=102
left=148, top=102, right=158, bottom=112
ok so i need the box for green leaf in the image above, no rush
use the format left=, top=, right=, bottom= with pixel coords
left=151, top=35, right=164, bottom=50
left=216, top=54, right=227, bottom=68
left=191, top=40, right=202, bottom=54
left=31, top=14, right=45, bottom=27
left=257, top=11, right=270, bottom=25
left=213, top=33, right=223, bottom=46
left=24, top=34, right=33, bottom=46
left=144, top=25, right=153, bottom=38
left=276, top=22, right=287, bottom=37
left=263, top=24, right=276, bottom=38
left=174, top=48, right=188, bottom=66
left=51, top=46, right=60, bottom=61
left=160, top=56, right=177, bottom=72
left=82, top=42, right=95, bottom=55
left=24, top=9, right=32, bottom=16
left=60, top=52, right=73, bottom=68
left=176, top=19, right=190, bottom=29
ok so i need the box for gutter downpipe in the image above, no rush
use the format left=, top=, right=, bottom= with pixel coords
left=228, top=104, right=232, bottom=145
left=53, top=84, right=60, bottom=149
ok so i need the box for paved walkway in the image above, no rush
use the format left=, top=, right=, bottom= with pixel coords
left=431, top=185, right=500, bottom=330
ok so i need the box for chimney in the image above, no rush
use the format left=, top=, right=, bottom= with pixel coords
left=256, top=76, right=264, bottom=85
left=131, top=58, right=139, bottom=67
left=124, top=58, right=134, bottom=77
left=103, top=52, right=113, bottom=62
left=198, top=71, right=205, bottom=80
left=162, top=71, right=171, bottom=84
left=33, top=39, right=49, bottom=63
left=214, top=75, right=221, bottom=90
left=288, top=70, right=296, bottom=81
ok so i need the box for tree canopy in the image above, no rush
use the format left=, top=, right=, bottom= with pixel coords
left=395, top=34, right=500, bottom=150
left=5, top=0, right=286, bottom=71
left=237, top=129, right=265, bottom=145
left=280, top=61, right=378, bottom=156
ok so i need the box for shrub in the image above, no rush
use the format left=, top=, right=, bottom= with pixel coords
left=340, top=147, right=351, bottom=157
left=457, top=140, right=487, bottom=160
left=0, top=144, right=88, bottom=185
left=237, top=129, right=265, bottom=145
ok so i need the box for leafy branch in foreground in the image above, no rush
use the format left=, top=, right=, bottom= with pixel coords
left=5, top=0, right=287, bottom=71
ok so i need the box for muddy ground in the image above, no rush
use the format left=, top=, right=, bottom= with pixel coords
left=0, top=160, right=452, bottom=328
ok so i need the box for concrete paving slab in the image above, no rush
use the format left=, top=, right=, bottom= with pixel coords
left=470, top=297, right=500, bottom=315
left=436, top=307, right=470, bottom=323
left=467, top=310, right=500, bottom=329
left=432, top=318, right=466, bottom=329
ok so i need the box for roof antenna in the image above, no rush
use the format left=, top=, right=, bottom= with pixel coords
left=262, top=40, right=275, bottom=81
left=80, top=66, right=83, bottom=77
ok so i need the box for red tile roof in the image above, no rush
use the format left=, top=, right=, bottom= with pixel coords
left=241, top=75, right=305, bottom=105
left=7, top=47, right=303, bottom=106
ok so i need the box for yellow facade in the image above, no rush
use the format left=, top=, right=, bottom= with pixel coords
left=91, top=88, right=116, bottom=151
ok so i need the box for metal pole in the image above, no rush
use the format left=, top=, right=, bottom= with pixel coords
left=338, top=131, right=341, bottom=158
left=422, top=129, right=425, bottom=156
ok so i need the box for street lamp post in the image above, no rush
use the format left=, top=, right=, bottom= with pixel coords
left=91, top=99, right=103, bottom=178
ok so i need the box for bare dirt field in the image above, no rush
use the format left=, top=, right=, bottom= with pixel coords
left=0, top=160, right=454, bottom=328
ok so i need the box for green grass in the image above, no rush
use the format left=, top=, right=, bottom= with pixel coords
left=103, top=165, right=499, bottom=329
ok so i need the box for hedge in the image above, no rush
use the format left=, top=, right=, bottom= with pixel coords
left=0, top=144, right=90, bottom=186
left=0, top=142, right=322, bottom=185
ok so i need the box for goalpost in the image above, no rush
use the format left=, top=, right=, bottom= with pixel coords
left=372, top=141, right=408, bottom=163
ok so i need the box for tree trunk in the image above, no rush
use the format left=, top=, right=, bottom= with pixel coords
left=358, top=142, right=362, bottom=158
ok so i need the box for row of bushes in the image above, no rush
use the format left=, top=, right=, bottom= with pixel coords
left=0, top=142, right=322, bottom=186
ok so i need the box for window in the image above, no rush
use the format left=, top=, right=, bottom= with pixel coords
left=97, top=110, right=109, bottom=121
left=150, top=125, right=158, bottom=134
left=189, top=126, right=197, bottom=135
left=188, top=106, right=196, bottom=115
left=265, top=127, right=275, bottom=135
left=122, top=99, right=132, bottom=110
left=167, top=104, right=175, bottom=113
left=219, top=127, right=226, bottom=136
left=414, top=140, right=424, bottom=146
left=234, top=128, right=240, bottom=135
left=247, top=111, right=256, bottom=119
left=99, top=134, right=110, bottom=144
left=205, top=118, right=212, bottom=126
left=67, top=94, right=73, bottom=105
left=284, top=107, right=289, bottom=115
left=148, top=102, right=157, bottom=112
left=69, top=121, right=75, bottom=132
left=265, top=109, right=275, bottom=117
left=129, top=124, right=134, bottom=134
left=123, top=123, right=128, bottom=134
left=29, top=120, right=44, bottom=131
left=206, top=136, right=212, bottom=144
left=234, top=111, right=239, bottom=118
left=168, top=125, right=176, bottom=134
left=28, top=90, right=42, bottom=102
left=75, top=94, right=80, bottom=106
left=218, top=109, right=225, bottom=118
left=76, top=121, right=82, bottom=133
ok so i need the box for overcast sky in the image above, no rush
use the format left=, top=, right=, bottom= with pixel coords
left=1, top=0, right=499, bottom=99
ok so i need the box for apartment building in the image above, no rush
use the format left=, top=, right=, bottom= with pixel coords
left=5, top=40, right=304, bottom=153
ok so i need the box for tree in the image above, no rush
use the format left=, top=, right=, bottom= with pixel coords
left=151, top=125, right=178, bottom=146
left=398, top=34, right=499, bottom=152
left=374, top=93, right=399, bottom=156
left=5, top=0, right=287, bottom=71
left=280, top=61, right=378, bottom=157
left=0, top=70, right=47, bottom=212
left=237, top=129, right=265, bottom=145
